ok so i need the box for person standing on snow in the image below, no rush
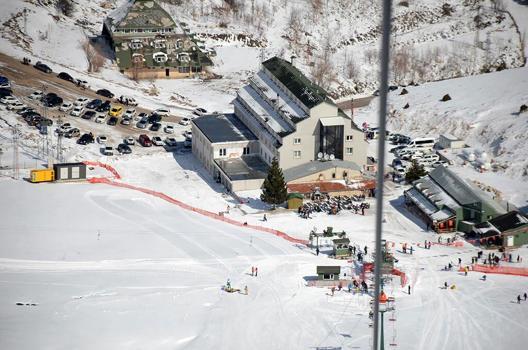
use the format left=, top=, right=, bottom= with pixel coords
left=408, top=285, right=411, bottom=295
left=244, top=285, right=248, bottom=295
left=518, top=295, right=521, bottom=304
left=251, top=266, right=255, bottom=276
left=263, top=214, right=267, bottom=222
left=255, top=267, right=258, bottom=277
left=524, top=293, right=527, bottom=301
left=364, top=246, right=368, bottom=255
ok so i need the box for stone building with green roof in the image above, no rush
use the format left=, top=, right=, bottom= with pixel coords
left=102, top=0, right=212, bottom=79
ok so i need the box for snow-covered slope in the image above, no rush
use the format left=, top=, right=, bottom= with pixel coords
left=0, top=0, right=525, bottom=99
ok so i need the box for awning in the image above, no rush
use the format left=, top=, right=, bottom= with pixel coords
left=320, top=117, right=346, bottom=126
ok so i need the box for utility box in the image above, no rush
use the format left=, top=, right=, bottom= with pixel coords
left=30, top=169, right=55, bottom=183
left=53, top=162, right=87, bottom=181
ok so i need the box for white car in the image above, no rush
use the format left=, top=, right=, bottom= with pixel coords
left=179, top=117, right=191, bottom=126
left=124, top=108, right=136, bottom=118
left=183, top=130, right=192, bottom=139
left=97, top=135, right=108, bottom=144
left=74, top=97, right=89, bottom=107
left=164, top=125, right=174, bottom=134
left=102, top=146, right=113, bottom=156
left=70, top=106, right=84, bottom=117
left=152, top=136, right=164, bottom=146
left=59, top=102, right=73, bottom=112
left=120, top=116, right=131, bottom=125
left=95, top=115, right=106, bottom=123
left=28, top=90, right=43, bottom=100
left=7, top=101, right=27, bottom=111
left=0, top=95, right=18, bottom=105
left=76, top=79, right=89, bottom=89
left=193, top=107, right=207, bottom=116
left=124, top=136, right=135, bottom=145
left=165, top=137, right=178, bottom=147
left=57, top=123, right=72, bottom=133
left=154, top=108, right=170, bottom=117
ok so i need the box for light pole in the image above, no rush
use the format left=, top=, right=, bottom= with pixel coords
left=377, top=280, right=394, bottom=350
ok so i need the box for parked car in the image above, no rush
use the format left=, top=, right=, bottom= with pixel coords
left=57, top=123, right=72, bottom=134
left=183, top=130, right=192, bottom=139
left=17, top=107, right=35, bottom=115
left=117, top=95, right=138, bottom=106
left=152, top=136, right=164, bottom=146
left=394, top=166, right=406, bottom=177
left=109, top=105, right=123, bottom=117
left=179, top=117, right=191, bottom=126
left=120, top=116, right=131, bottom=125
left=153, top=108, right=170, bottom=117
left=148, top=113, right=162, bottom=124
left=57, top=72, right=74, bottom=82
left=107, top=116, right=118, bottom=125
left=136, top=118, right=148, bottom=129
left=75, top=79, right=89, bottom=89
left=42, top=93, right=63, bottom=107
left=74, top=97, right=89, bottom=107
left=0, top=95, right=18, bottom=105
left=7, top=102, right=27, bottom=111
left=0, top=87, right=12, bottom=98
left=96, top=100, right=111, bottom=112
left=102, top=146, right=114, bottom=156
left=117, top=143, right=132, bottom=154
left=81, top=110, right=96, bottom=120
left=39, top=118, right=53, bottom=127
left=150, top=122, right=161, bottom=131
left=164, top=125, right=174, bottom=134
left=124, top=136, right=135, bottom=145
left=97, top=135, right=108, bottom=144
left=34, top=61, right=52, bottom=73
left=77, top=133, right=95, bottom=145
left=138, top=134, right=152, bottom=147
left=183, top=139, right=192, bottom=148
left=0, top=76, right=9, bottom=88
left=86, top=99, right=102, bottom=110
left=96, top=89, right=114, bottom=98
left=124, top=108, right=136, bottom=118
left=59, top=102, right=73, bottom=112
left=95, top=115, right=106, bottom=123
left=136, top=112, right=148, bottom=121
left=28, top=90, right=43, bottom=100
left=165, top=137, right=178, bottom=147
left=70, top=106, right=84, bottom=117
left=64, top=128, right=80, bottom=138
left=193, top=107, right=207, bottom=116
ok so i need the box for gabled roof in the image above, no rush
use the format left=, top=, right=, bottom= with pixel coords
left=262, top=57, right=329, bottom=109
left=428, top=166, right=481, bottom=205
left=489, top=211, right=528, bottom=233
left=107, top=0, right=178, bottom=31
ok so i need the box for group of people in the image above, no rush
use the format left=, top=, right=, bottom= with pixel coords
left=402, top=243, right=413, bottom=255
left=516, top=293, right=527, bottom=304
left=330, top=279, right=369, bottom=296
left=423, top=240, right=432, bottom=249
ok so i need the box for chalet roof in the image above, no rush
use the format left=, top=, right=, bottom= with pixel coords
left=489, top=211, right=528, bottom=233
left=107, top=0, right=178, bottom=31
left=262, top=57, right=329, bottom=109
left=316, top=266, right=341, bottom=274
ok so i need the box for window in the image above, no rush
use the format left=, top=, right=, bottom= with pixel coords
left=294, top=138, right=301, bottom=144
left=219, top=148, right=226, bottom=156
left=294, top=150, right=301, bottom=159
left=243, top=147, right=250, bottom=155
left=346, top=135, right=353, bottom=141
left=322, top=273, right=334, bottom=280
left=346, top=147, right=353, bottom=154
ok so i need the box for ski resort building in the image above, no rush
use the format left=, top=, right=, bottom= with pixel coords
left=102, top=0, right=212, bottom=79
left=472, top=211, right=528, bottom=248
left=404, top=166, right=507, bottom=233
left=192, top=56, right=368, bottom=192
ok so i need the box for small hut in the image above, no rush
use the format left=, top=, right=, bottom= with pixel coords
left=316, top=266, right=341, bottom=280
left=287, top=192, right=304, bottom=210
left=332, top=238, right=351, bottom=258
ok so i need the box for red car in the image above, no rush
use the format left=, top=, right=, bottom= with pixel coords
left=138, top=134, right=152, bottom=147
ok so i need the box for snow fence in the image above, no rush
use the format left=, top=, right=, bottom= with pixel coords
left=87, top=177, right=307, bottom=245
left=83, top=161, right=121, bottom=179
left=470, top=264, right=528, bottom=277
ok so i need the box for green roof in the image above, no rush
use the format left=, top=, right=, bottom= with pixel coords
left=316, top=266, right=341, bottom=274
left=113, top=1, right=177, bottom=30
left=332, top=238, right=350, bottom=245
left=262, top=57, right=328, bottom=109
left=287, top=193, right=304, bottom=200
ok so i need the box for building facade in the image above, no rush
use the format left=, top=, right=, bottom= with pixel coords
left=102, top=0, right=212, bottom=79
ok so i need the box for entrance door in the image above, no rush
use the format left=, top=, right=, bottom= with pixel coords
left=165, top=68, right=169, bottom=77
left=507, top=235, right=514, bottom=247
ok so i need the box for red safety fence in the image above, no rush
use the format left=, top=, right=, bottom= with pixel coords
left=391, top=268, right=408, bottom=287
left=83, top=161, right=121, bottom=179
left=470, top=264, right=528, bottom=277
left=87, top=177, right=308, bottom=245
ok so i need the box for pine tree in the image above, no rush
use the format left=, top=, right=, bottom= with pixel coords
left=260, top=158, right=288, bottom=206
left=405, top=160, right=427, bottom=183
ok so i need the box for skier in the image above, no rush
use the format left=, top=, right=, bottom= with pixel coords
left=410, top=246, right=413, bottom=255
left=255, top=267, right=258, bottom=277
left=408, top=285, right=411, bottom=295
left=263, top=214, right=267, bottom=222
left=524, top=292, right=527, bottom=301
left=364, top=246, right=368, bottom=255
left=251, top=266, right=255, bottom=276
left=331, top=286, right=335, bottom=296
left=444, top=282, right=448, bottom=289
left=458, top=257, right=462, bottom=265
left=361, top=207, right=365, bottom=216
left=316, top=247, right=319, bottom=256
left=244, top=285, right=248, bottom=295
left=482, top=275, right=487, bottom=281
left=517, top=295, right=521, bottom=304
left=348, top=283, right=352, bottom=293
left=448, top=262, right=452, bottom=270
left=517, top=255, right=521, bottom=263
left=226, top=279, right=231, bottom=290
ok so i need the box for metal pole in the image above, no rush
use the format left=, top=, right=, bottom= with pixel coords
left=373, top=1, right=393, bottom=350
left=380, top=310, right=385, bottom=350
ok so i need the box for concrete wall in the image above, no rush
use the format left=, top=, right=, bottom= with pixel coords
left=192, top=124, right=215, bottom=174
left=231, top=178, right=265, bottom=192
left=343, top=126, right=368, bottom=169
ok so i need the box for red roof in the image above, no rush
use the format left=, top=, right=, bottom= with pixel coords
left=287, top=182, right=349, bottom=194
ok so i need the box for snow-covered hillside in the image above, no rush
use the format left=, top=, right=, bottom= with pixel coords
left=0, top=0, right=525, bottom=99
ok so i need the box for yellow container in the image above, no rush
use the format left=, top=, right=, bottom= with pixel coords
left=30, top=169, right=55, bottom=183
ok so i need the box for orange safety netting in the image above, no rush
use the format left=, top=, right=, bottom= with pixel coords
left=391, top=268, right=408, bottom=287
left=87, top=177, right=308, bottom=245
left=83, top=161, right=121, bottom=179
left=470, top=264, right=528, bottom=277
